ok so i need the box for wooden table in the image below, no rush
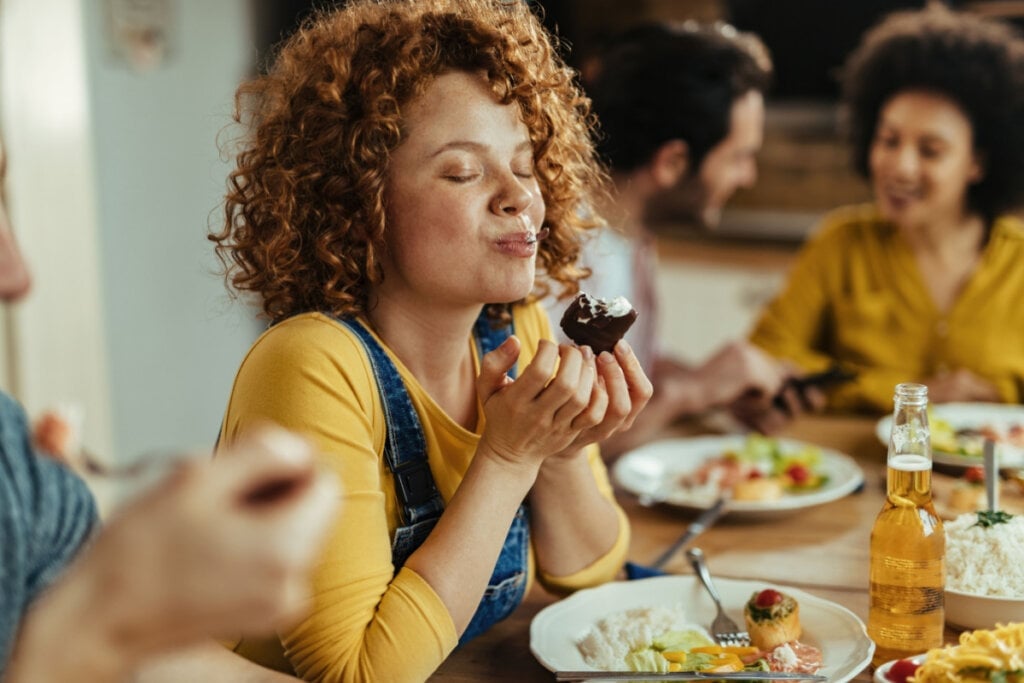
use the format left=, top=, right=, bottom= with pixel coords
left=432, top=413, right=962, bottom=682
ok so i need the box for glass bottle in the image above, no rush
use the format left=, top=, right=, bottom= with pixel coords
left=868, top=383, right=945, bottom=666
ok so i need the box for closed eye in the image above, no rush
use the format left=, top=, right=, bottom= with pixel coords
left=444, top=173, right=480, bottom=183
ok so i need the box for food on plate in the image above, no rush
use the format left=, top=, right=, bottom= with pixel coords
left=559, top=291, right=638, bottom=355
left=678, top=435, right=828, bottom=502
left=575, top=606, right=713, bottom=672
left=733, top=476, right=785, bottom=502
left=885, top=657, right=922, bottom=683
left=910, top=623, right=1024, bottom=682
left=930, top=412, right=1024, bottom=458
left=932, top=468, right=1024, bottom=520
left=947, top=466, right=985, bottom=515
left=577, top=595, right=822, bottom=675
left=945, top=510, right=1024, bottom=598
left=744, top=588, right=801, bottom=651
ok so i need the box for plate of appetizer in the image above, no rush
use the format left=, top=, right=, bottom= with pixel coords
left=875, top=402, right=1024, bottom=468
left=612, top=434, right=864, bottom=517
left=530, top=574, right=873, bottom=682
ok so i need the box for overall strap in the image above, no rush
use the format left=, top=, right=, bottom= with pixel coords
left=336, top=318, right=444, bottom=525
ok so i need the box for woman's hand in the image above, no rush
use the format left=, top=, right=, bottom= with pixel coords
left=475, top=337, right=651, bottom=467
left=924, top=368, right=1000, bottom=403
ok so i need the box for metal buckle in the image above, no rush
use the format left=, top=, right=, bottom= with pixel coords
left=393, top=460, right=438, bottom=508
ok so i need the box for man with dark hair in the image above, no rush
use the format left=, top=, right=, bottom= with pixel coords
left=553, top=21, right=814, bottom=459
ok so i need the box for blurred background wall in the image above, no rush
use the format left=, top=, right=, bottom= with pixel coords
left=0, top=0, right=261, bottom=466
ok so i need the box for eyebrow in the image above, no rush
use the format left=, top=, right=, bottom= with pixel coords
left=429, top=139, right=533, bottom=159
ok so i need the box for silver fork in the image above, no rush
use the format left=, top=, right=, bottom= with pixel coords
left=685, top=547, right=751, bottom=647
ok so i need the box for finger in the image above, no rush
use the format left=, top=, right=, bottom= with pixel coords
left=552, top=347, right=597, bottom=425
left=537, top=344, right=587, bottom=413
left=219, top=427, right=319, bottom=509
left=570, top=363, right=609, bottom=431
left=476, top=336, right=521, bottom=402
left=801, top=386, right=827, bottom=412
left=513, top=339, right=561, bottom=398
left=595, top=349, right=630, bottom=426
left=614, top=340, right=653, bottom=429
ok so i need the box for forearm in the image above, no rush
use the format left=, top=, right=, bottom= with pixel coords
left=528, top=448, right=622, bottom=577
left=404, top=451, right=537, bottom=634
left=131, top=641, right=299, bottom=683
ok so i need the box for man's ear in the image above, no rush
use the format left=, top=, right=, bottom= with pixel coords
left=650, top=139, right=689, bottom=189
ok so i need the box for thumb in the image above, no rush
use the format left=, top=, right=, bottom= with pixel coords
left=476, top=335, right=520, bottom=402
left=218, top=426, right=319, bottom=510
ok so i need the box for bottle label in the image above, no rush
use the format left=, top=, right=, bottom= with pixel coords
left=870, top=583, right=944, bottom=613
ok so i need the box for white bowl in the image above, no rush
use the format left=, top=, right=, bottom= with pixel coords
left=873, top=654, right=926, bottom=683
left=946, top=587, right=1024, bottom=631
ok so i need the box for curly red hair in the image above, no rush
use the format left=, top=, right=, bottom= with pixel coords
left=210, top=0, right=606, bottom=322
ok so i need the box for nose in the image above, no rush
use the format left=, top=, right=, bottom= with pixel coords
left=892, top=144, right=919, bottom=178
left=490, top=172, right=534, bottom=216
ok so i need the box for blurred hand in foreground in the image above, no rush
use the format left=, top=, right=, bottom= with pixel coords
left=7, top=425, right=339, bottom=682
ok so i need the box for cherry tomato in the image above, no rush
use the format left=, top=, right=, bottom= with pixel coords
left=747, top=470, right=763, bottom=480
left=754, top=589, right=783, bottom=607
left=886, top=658, right=921, bottom=683
left=786, top=463, right=810, bottom=485
left=964, top=466, right=984, bottom=484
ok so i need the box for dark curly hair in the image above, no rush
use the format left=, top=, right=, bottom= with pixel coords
left=843, top=5, right=1024, bottom=226
left=210, top=0, right=605, bottom=322
left=586, top=21, right=772, bottom=174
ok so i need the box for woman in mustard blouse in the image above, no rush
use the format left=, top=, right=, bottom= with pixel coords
left=209, top=1, right=651, bottom=681
left=750, top=6, right=1024, bottom=413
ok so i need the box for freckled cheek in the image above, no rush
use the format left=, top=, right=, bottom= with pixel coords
left=527, top=187, right=547, bottom=226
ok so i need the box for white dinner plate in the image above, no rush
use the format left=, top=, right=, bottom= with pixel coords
left=530, top=575, right=874, bottom=682
left=612, top=435, right=865, bottom=518
left=875, top=402, right=1024, bottom=469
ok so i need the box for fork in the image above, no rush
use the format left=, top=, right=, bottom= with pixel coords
left=685, top=547, right=751, bottom=647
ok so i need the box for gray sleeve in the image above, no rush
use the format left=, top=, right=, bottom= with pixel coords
left=0, top=391, right=98, bottom=668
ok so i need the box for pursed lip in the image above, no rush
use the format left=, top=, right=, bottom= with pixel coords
left=494, top=231, right=538, bottom=257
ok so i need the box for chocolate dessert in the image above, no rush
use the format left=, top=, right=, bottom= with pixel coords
left=559, top=292, right=638, bottom=355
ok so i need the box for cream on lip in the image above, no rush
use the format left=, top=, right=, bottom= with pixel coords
left=495, top=214, right=542, bottom=254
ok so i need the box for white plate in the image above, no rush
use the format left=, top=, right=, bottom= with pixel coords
left=875, top=402, right=1024, bottom=468
left=612, top=435, right=864, bottom=517
left=530, top=575, right=874, bottom=682
left=873, top=653, right=926, bottom=683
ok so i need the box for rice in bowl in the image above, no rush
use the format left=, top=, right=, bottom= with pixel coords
left=945, top=512, right=1024, bottom=597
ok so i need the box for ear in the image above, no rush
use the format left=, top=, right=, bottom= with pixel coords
left=968, top=150, right=986, bottom=184
left=649, top=139, right=689, bottom=189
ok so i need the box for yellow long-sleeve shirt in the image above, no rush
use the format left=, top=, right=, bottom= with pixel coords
left=218, top=303, right=629, bottom=682
left=750, top=204, right=1024, bottom=413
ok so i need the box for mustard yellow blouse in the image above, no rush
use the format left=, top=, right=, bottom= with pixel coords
left=749, top=204, right=1024, bottom=413
left=218, top=303, right=629, bottom=682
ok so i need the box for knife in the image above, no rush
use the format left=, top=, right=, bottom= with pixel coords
left=624, top=494, right=730, bottom=580
left=555, top=671, right=827, bottom=681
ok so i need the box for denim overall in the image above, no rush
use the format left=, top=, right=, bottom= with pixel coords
left=337, top=309, right=529, bottom=644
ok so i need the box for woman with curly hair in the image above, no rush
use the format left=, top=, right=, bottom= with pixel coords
left=210, top=0, right=650, bottom=680
left=750, top=6, right=1024, bottom=412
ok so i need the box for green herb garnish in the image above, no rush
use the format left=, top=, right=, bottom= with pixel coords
left=973, top=510, right=1014, bottom=528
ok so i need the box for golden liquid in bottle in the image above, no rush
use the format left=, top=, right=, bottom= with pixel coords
left=869, top=454, right=945, bottom=666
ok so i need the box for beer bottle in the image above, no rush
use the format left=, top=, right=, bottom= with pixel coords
left=868, top=382, right=945, bottom=665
